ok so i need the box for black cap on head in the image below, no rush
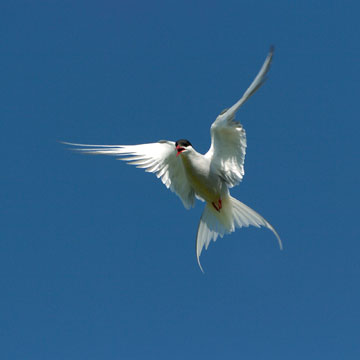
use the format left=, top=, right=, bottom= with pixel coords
left=175, top=139, right=192, bottom=147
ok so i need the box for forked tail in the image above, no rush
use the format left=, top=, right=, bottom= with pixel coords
left=196, top=195, right=282, bottom=272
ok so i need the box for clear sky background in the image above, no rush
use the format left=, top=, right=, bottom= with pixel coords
left=1, top=1, right=360, bottom=359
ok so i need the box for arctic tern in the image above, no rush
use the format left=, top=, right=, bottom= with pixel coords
left=65, top=46, right=282, bottom=272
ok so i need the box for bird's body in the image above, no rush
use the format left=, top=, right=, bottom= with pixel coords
left=65, top=46, right=282, bottom=271
left=180, top=149, right=225, bottom=204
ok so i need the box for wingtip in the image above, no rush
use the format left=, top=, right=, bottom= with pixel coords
left=267, top=46, right=275, bottom=65
left=60, top=141, right=82, bottom=152
left=59, top=141, right=84, bottom=148
left=60, top=141, right=88, bottom=153
left=58, top=140, right=72, bottom=145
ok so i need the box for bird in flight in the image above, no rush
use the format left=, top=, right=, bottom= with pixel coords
left=65, top=46, right=282, bottom=272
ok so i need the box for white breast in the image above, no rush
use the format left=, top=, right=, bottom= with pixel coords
left=180, top=150, right=225, bottom=203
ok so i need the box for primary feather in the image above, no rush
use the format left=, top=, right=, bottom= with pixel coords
left=63, top=141, right=195, bottom=209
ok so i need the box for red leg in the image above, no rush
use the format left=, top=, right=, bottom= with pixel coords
left=212, top=198, right=222, bottom=212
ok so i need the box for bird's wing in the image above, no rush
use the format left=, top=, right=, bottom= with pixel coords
left=205, top=47, right=274, bottom=188
left=64, top=141, right=195, bottom=209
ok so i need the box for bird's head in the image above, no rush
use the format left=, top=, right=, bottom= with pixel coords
left=175, top=139, right=192, bottom=157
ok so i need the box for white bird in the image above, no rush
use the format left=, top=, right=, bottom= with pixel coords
left=65, top=46, right=282, bottom=272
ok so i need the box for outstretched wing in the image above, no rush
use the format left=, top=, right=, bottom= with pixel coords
left=64, top=141, right=195, bottom=209
left=205, top=47, right=274, bottom=188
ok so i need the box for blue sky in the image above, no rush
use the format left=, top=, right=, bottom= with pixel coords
left=1, top=0, right=360, bottom=359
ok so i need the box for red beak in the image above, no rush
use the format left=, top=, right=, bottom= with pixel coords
left=176, top=145, right=185, bottom=156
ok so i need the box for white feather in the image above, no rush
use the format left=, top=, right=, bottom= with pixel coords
left=205, top=46, right=274, bottom=187
left=63, top=141, right=195, bottom=209
left=196, top=195, right=282, bottom=272
left=63, top=47, right=281, bottom=272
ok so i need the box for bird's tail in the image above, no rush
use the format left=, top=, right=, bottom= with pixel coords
left=196, top=195, right=282, bottom=272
